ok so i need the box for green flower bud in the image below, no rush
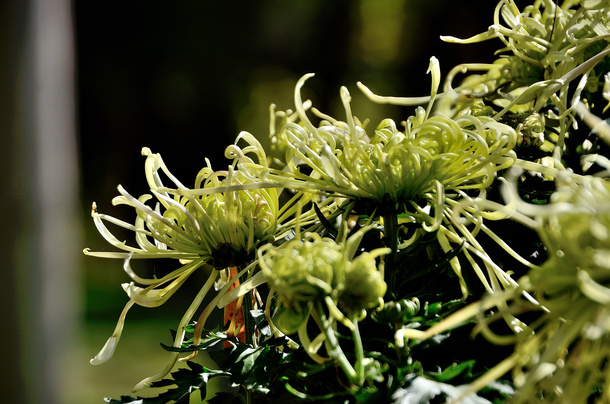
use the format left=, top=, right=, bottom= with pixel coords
left=517, top=113, right=545, bottom=148
left=373, top=298, right=421, bottom=324
left=260, top=225, right=390, bottom=334
left=260, top=233, right=345, bottom=313
left=425, top=302, right=443, bottom=316
left=339, top=252, right=387, bottom=316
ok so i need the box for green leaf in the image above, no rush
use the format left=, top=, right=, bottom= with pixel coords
left=104, top=361, right=229, bottom=404
left=161, top=329, right=228, bottom=353
left=429, top=360, right=476, bottom=383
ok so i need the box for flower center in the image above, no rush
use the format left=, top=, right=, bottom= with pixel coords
left=210, top=243, right=254, bottom=270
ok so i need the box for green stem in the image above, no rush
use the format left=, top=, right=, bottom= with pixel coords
left=351, top=318, right=365, bottom=386
left=383, top=210, right=399, bottom=292
left=244, top=291, right=254, bottom=346
left=240, top=271, right=255, bottom=346
left=315, top=302, right=358, bottom=385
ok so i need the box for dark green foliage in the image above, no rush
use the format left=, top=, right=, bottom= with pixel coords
left=104, top=361, right=228, bottom=404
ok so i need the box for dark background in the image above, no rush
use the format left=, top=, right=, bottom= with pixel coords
left=76, top=0, right=500, bottom=208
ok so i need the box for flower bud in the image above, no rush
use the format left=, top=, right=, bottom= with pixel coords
left=339, top=252, right=387, bottom=316
left=261, top=233, right=345, bottom=312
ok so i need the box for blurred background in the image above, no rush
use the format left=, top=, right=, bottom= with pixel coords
left=2, top=0, right=500, bottom=402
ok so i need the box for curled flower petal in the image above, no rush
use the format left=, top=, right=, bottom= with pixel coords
left=90, top=300, right=135, bottom=365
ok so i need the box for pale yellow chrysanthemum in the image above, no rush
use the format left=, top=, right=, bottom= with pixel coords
left=84, top=136, right=287, bottom=389
left=433, top=166, right=610, bottom=403
left=439, top=0, right=610, bottom=153
left=261, top=66, right=516, bottom=212
left=246, top=64, right=526, bottom=299
left=506, top=172, right=610, bottom=403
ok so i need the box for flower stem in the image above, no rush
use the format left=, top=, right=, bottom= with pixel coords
left=316, top=302, right=358, bottom=385
left=351, top=318, right=365, bottom=386
left=240, top=270, right=255, bottom=346
left=383, top=210, right=399, bottom=292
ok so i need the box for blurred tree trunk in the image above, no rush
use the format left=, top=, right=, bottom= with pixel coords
left=0, top=0, right=81, bottom=403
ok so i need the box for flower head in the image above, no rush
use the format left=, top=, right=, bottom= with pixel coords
left=85, top=141, right=282, bottom=388
left=259, top=224, right=390, bottom=334
left=512, top=174, right=610, bottom=402
left=535, top=178, right=610, bottom=275
left=471, top=170, right=610, bottom=403
left=260, top=69, right=516, bottom=217
left=440, top=0, right=610, bottom=151
left=86, top=146, right=280, bottom=313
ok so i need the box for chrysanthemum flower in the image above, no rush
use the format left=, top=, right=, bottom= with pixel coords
left=261, top=67, right=516, bottom=210
left=84, top=136, right=291, bottom=388
left=244, top=64, right=525, bottom=298
left=436, top=167, right=610, bottom=403
left=440, top=0, right=610, bottom=152
left=86, top=144, right=279, bottom=263
left=504, top=172, right=610, bottom=403
left=258, top=223, right=390, bottom=386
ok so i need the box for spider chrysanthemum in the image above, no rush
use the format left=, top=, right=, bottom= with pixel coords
left=85, top=139, right=286, bottom=388
left=246, top=65, right=524, bottom=298
left=262, top=69, right=517, bottom=214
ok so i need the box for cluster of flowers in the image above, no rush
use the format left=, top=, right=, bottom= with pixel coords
left=86, top=0, right=610, bottom=401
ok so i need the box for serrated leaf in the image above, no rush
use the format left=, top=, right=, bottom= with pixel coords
left=104, top=361, right=229, bottom=404
left=161, top=329, right=228, bottom=353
